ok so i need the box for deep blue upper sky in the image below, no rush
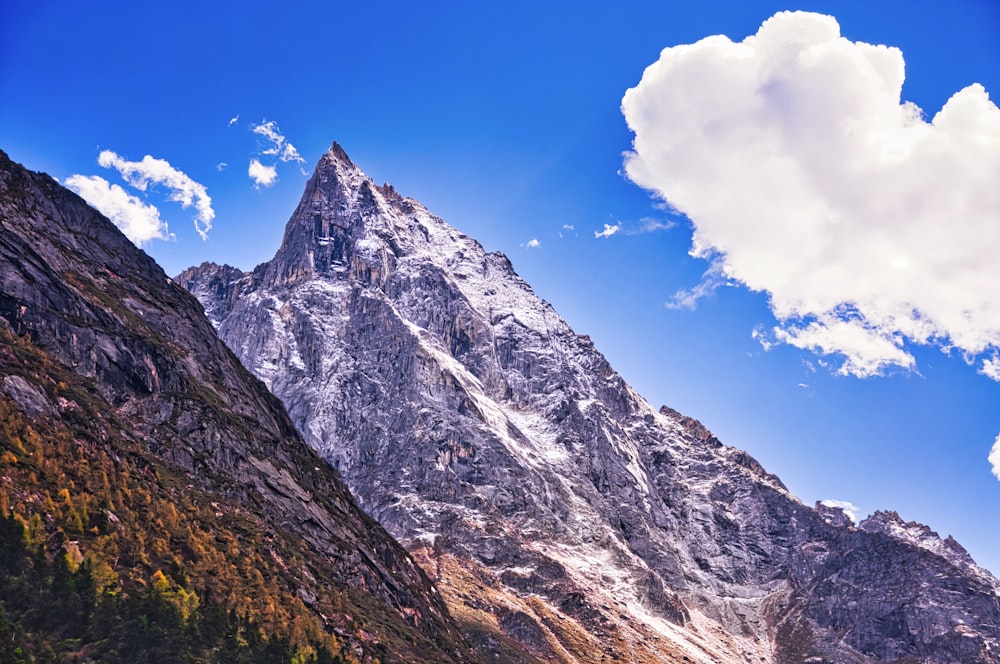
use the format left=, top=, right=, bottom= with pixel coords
left=3, top=0, right=1000, bottom=573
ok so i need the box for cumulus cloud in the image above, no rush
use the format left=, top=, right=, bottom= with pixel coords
left=990, top=435, right=1000, bottom=480
left=251, top=120, right=305, bottom=164
left=98, top=150, right=214, bottom=240
left=820, top=499, right=859, bottom=523
left=594, top=223, right=621, bottom=239
left=248, top=159, right=278, bottom=188
left=525, top=238, right=541, bottom=249
left=65, top=174, right=173, bottom=244
left=622, top=11, right=1000, bottom=378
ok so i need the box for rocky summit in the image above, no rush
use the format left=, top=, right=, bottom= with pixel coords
left=180, top=143, right=1000, bottom=663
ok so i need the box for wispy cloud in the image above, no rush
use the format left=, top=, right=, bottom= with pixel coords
left=65, top=174, right=173, bottom=244
left=594, top=223, right=621, bottom=239
left=623, top=10, right=1000, bottom=379
left=244, top=119, right=306, bottom=187
left=525, top=238, right=541, bottom=248
left=228, top=114, right=239, bottom=126
left=216, top=162, right=228, bottom=171
left=594, top=217, right=673, bottom=239
left=97, top=150, right=214, bottom=240
left=664, top=261, right=726, bottom=310
left=248, top=159, right=278, bottom=188
left=636, top=217, right=674, bottom=234
left=251, top=119, right=305, bottom=164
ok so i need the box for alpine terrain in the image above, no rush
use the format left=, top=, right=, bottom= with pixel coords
left=181, top=143, right=1000, bottom=664
left=0, top=148, right=480, bottom=663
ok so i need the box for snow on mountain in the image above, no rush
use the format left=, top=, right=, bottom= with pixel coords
left=179, top=143, right=1000, bottom=664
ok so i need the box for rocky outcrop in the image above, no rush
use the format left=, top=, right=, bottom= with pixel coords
left=182, top=143, right=1000, bottom=663
left=0, top=149, right=479, bottom=663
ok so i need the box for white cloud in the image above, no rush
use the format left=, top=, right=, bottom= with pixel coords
left=593, top=218, right=673, bottom=239
left=98, top=150, right=214, bottom=240
left=65, top=174, right=173, bottom=244
left=251, top=119, right=305, bottom=163
left=622, top=10, right=1000, bottom=379
left=525, top=238, right=541, bottom=249
left=980, top=356, right=1000, bottom=381
left=562, top=224, right=575, bottom=231
left=637, top=217, right=674, bottom=234
left=665, top=260, right=726, bottom=310
left=216, top=162, right=228, bottom=171
left=248, top=159, right=278, bottom=188
left=990, top=435, right=1000, bottom=480
left=594, top=223, right=621, bottom=239
left=228, top=114, right=239, bottom=126
left=820, top=499, right=858, bottom=523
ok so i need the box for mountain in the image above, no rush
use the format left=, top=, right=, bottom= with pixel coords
left=0, top=149, right=482, bottom=663
left=180, top=143, right=1000, bottom=664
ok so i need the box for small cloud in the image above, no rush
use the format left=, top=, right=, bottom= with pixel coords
left=752, top=326, right=775, bottom=352
left=665, top=261, right=726, bottom=310
left=594, top=218, right=673, bottom=238
left=594, top=223, right=621, bottom=239
left=65, top=174, right=173, bottom=244
left=980, top=356, right=1000, bottom=381
left=216, top=162, right=228, bottom=171
left=990, top=434, right=1000, bottom=480
left=636, top=217, right=675, bottom=234
left=251, top=119, right=305, bottom=164
left=280, top=143, right=303, bottom=163
left=228, top=114, right=240, bottom=126
left=248, top=159, right=278, bottom=188
left=97, top=150, right=214, bottom=240
left=522, top=238, right=541, bottom=249
left=562, top=224, right=575, bottom=231
left=820, top=499, right=858, bottom=523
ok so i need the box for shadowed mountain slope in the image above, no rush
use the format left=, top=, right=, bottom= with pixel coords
left=0, top=148, right=489, bottom=663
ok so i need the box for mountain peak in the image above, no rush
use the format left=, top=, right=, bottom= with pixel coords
left=186, top=146, right=1000, bottom=663
left=325, top=140, right=356, bottom=168
left=263, top=142, right=388, bottom=286
left=314, top=141, right=365, bottom=185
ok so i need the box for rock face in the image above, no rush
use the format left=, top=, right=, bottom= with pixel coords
left=0, top=149, right=479, bottom=663
left=181, top=143, right=1000, bottom=663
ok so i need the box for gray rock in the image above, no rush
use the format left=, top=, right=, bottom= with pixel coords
left=2, top=374, right=54, bottom=417
left=182, top=143, right=1000, bottom=663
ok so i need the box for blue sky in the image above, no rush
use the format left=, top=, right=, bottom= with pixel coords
left=3, top=1, right=1000, bottom=573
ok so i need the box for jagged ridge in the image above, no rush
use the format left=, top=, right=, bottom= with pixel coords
left=181, top=143, right=1000, bottom=664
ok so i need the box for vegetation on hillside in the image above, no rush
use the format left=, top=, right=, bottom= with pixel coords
left=0, top=325, right=400, bottom=663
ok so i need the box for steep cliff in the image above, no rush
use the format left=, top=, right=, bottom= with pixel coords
left=181, top=143, right=1000, bottom=663
left=0, top=148, right=481, bottom=663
